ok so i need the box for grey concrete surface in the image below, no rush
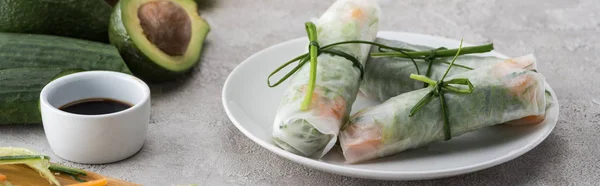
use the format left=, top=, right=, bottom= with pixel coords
left=1, top=0, right=599, bottom=185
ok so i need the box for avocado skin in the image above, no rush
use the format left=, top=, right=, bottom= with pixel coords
left=0, top=0, right=112, bottom=43
left=109, top=1, right=209, bottom=82
left=109, top=2, right=183, bottom=82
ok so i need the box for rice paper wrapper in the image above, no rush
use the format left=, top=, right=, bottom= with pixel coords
left=360, top=38, right=505, bottom=102
left=272, top=0, right=381, bottom=157
left=341, top=54, right=547, bottom=163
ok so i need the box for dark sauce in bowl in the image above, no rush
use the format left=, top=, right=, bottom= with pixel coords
left=59, top=98, right=132, bottom=115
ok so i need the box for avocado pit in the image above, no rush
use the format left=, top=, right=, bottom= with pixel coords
left=138, top=1, right=191, bottom=56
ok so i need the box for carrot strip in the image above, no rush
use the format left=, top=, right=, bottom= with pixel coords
left=504, top=115, right=545, bottom=125
left=68, top=178, right=108, bottom=186
left=351, top=8, right=363, bottom=18
left=0, top=173, right=6, bottom=181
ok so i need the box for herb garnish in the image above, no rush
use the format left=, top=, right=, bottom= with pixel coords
left=409, top=39, right=474, bottom=140
left=267, top=22, right=491, bottom=110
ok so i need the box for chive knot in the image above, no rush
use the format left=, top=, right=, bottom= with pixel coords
left=408, top=39, right=475, bottom=141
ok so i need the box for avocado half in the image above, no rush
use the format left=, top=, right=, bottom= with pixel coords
left=109, top=0, right=210, bottom=82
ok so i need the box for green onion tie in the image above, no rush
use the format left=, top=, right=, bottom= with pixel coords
left=408, top=39, right=474, bottom=140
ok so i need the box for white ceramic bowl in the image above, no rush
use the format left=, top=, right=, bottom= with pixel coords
left=40, top=71, right=151, bottom=164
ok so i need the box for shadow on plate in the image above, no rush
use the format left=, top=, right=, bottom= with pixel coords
left=358, top=124, right=545, bottom=164
left=315, top=131, right=566, bottom=185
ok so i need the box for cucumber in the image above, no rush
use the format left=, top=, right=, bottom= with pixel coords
left=0, top=0, right=113, bottom=42
left=0, top=147, right=59, bottom=186
left=48, top=163, right=87, bottom=176
left=0, top=33, right=131, bottom=124
left=0, top=147, right=88, bottom=186
left=0, top=155, right=51, bottom=161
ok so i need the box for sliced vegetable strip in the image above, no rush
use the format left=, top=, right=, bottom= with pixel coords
left=0, top=147, right=60, bottom=186
left=0, top=173, right=6, bottom=181
left=49, top=163, right=87, bottom=176
left=67, top=178, right=107, bottom=186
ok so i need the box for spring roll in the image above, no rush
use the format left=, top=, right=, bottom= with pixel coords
left=272, top=0, right=381, bottom=157
left=360, top=38, right=504, bottom=102
left=340, top=54, right=546, bottom=163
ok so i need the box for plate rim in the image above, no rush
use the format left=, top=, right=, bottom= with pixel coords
left=222, top=31, right=559, bottom=180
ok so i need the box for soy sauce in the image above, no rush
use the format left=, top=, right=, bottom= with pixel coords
left=59, top=98, right=132, bottom=115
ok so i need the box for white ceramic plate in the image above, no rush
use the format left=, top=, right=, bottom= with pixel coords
left=222, top=31, right=559, bottom=180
